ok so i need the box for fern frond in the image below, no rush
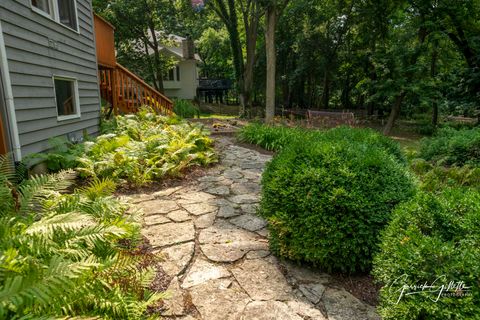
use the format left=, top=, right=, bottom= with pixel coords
left=26, top=212, right=95, bottom=238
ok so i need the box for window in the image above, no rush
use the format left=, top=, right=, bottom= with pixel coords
left=164, top=68, right=175, bottom=81
left=31, top=0, right=78, bottom=32
left=31, top=0, right=51, bottom=15
left=54, top=77, right=80, bottom=120
left=176, top=66, right=181, bottom=82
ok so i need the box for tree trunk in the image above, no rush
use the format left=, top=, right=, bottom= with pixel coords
left=265, top=5, right=276, bottom=123
left=383, top=92, right=406, bottom=135
left=148, top=24, right=165, bottom=94
left=431, top=43, right=439, bottom=127
left=321, top=70, right=330, bottom=109
left=244, top=14, right=259, bottom=112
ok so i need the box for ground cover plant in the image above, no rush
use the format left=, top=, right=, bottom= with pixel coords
left=255, top=125, right=415, bottom=273
left=173, top=99, right=200, bottom=119
left=34, top=108, right=217, bottom=186
left=373, top=189, right=480, bottom=320
left=418, top=127, right=480, bottom=166
left=0, top=157, right=163, bottom=319
left=239, top=123, right=406, bottom=163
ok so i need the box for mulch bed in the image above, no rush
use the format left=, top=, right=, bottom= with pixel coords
left=329, top=273, right=381, bottom=306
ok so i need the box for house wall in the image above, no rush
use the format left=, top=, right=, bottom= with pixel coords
left=0, top=0, right=100, bottom=157
left=164, top=60, right=198, bottom=100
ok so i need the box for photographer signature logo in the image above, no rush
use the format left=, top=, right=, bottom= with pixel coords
left=389, top=274, right=472, bottom=304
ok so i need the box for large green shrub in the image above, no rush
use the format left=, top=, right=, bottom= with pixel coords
left=239, top=124, right=406, bottom=164
left=0, top=158, right=163, bottom=318
left=260, top=132, right=415, bottom=273
left=373, top=189, right=480, bottom=320
left=419, top=127, right=480, bottom=166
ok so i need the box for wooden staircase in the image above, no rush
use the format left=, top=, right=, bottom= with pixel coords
left=99, top=63, right=173, bottom=116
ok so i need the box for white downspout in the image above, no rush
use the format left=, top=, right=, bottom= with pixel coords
left=0, top=19, right=22, bottom=161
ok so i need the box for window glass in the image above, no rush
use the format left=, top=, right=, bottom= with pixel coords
left=31, top=0, right=51, bottom=14
left=54, top=79, right=76, bottom=117
left=58, top=0, right=77, bottom=30
left=176, top=66, right=180, bottom=81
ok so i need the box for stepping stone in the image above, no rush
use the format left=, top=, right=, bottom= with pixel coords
left=190, top=279, right=250, bottom=320
left=231, top=182, right=261, bottom=195
left=223, top=169, right=243, bottom=180
left=230, top=214, right=267, bottom=232
left=240, top=204, right=259, bottom=214
left=194, top=212, right=216, bottom=229
left=177, top=191, right=216, bottom=204
left=161, top=277, right=185, bottom=316
left=322, top=288, right=380, bottom=320
left=299, top=283, right=326, bottom=304
left=229, top=194, right=259, bottom=204
left=218, top=205, right=238, bottom=218
left=155, top=242, right=195, bottom=277
left=285, top=300, right=327, bottom=319
left=204, top=185, right=230, bottom=196
left=183, top=203, right=218, bottom=216
left=240, top=301, right=303, bottom=320
left=245, top=250, right=270, bottom=259
left=140, top=199, right=179, bottom=215
left=153, top=186, right=183, bottom=198
left=167, top=209, right=191, bottom=222
left=143, top=222, right=194, bottom=248
left=126, top=193, right=155, bottom=204
left=144, top=214, right=171, bottom=226
left=199, top=221, right=268, bottom=262
left=182, top=259, right=230, bottom=289
left=231, top=259, right=292, bottom=301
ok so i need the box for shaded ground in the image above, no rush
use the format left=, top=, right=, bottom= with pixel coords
left=122, top=136, right=380, bottom=320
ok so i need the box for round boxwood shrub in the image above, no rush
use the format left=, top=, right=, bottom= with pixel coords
left=260, top=134, right=415, bottom=273
left=373, top=189, right=480, bottom=320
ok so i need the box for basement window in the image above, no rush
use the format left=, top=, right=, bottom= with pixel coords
left=31, top=0, right=79, bottom=32
left=53, top=77, right=80, bottom=120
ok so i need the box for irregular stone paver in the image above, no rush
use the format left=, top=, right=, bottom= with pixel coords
left=241, top=301, right=303, bottom=320
left=182, top=203, right=217, bottom=216
left=232, top=259, right=292, bottom=301
left=167, top=209, right=191, bottom=222
left=322, top=288, right=381, bottom=320
left=133, top=136, right=380, bottom=320
left=162, top=277, right=185, bottom=316
left=190, top=279, right=251, bottom=320
left=143, top=222, right=194, bottom=248
left=141, top=199, right=179, bottom=215
left=230, top=214, right=267, bottom=232
left=144, top=214, right=171, bottom=226
left=199, top=221, right=269, bottom=262
left=182, top=259, right=230, bottom=289
left=155, top=242, right=194, bottom=277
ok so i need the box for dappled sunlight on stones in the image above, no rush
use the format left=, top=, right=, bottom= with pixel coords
left=231, top=259, right=293, bottom=301
left=181, top=259, right=230, bottom=289
left=132, top=136, right=379, bottom=320
left=143, top=222, right=194, bottom=248
left=154, top=242, right=194, bottom=278
left=190, top=279, right=250, bottom=320
left=199, top=221, right=269, bottom=262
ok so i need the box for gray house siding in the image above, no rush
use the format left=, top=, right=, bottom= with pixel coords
left=0, top=0, right=100, bottom=156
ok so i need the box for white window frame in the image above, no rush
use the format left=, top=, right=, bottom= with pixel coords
left=31, top=0, right=80, bottom=34
left=52, top=76, right=81, bottom=121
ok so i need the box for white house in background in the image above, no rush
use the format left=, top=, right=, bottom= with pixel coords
left=152, top=34, right=201, bottom=100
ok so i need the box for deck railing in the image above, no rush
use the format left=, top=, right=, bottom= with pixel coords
left=99, top=63, right=173, bottom=116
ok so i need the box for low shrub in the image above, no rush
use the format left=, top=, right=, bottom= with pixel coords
left=239, top=123, right=406, bottom=164
left=260, top=134, right=415, bottom=273
left=173, top=99, right=200, bottom=118
left=373, top=189, right=480, bottom=320
left=411, top=159, right=480, bottom=191
left=0, top=159, right=163, bottom=318
left=419, top=127, right=480, bottom=166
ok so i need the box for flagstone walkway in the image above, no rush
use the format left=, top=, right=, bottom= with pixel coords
left=127, top=137, right=380, bottom=320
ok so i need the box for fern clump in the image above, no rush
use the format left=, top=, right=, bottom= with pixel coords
left=0, top=156, right=164, bottom=319
left=77, top=108, right=216, bottom=185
